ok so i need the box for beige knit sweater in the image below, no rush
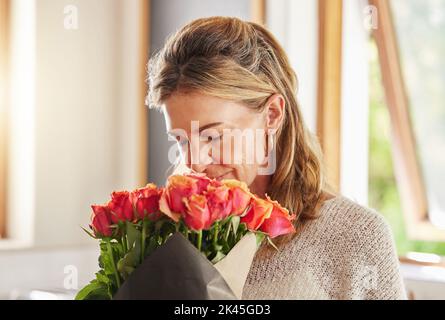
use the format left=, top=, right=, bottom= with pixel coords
left=241, top=195, right=407, bottom=300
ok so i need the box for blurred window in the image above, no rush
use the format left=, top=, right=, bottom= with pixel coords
left=391, top=0, right=445, bottom=229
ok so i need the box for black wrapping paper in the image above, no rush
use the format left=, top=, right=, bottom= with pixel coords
left=112, top=232, right=237, bottom=300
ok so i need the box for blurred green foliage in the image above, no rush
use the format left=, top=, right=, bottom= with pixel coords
left=368, top=41, right=445, bottom=256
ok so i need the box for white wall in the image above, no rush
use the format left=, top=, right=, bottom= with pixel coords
left=4, top=0, right=143, bottom=249
left=1, top=0, right=144, bottom=296
left=266, top=0, right=318, bottom=134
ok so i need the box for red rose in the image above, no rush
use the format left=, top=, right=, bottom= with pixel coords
left=90, top=205, right=113, bottom=237
left=259, top=197, right=296, bottom=238
left=130, top=183, right=162, bottom=221
left=240, top=196, right=273, bottom=231
left=183, top=194, right=211, bottom=231
left=108, top=191, right=134, bottom=223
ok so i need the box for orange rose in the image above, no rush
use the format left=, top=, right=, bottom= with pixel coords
left=185, top=172, right=214, bottom=193
left=159, top=175, right=198, bottom=222
left=205, top=184, right=233, bottom=221
left=159, top=173, right=214, bottom=221
left=259, top=196, right=296, bottom=238
left=183, top=194, right=211, bottom=231
left=221, top=179, right=252, bottom=216
left=240, top=196, right=273, bottom=230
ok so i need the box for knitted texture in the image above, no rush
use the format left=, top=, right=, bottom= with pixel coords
left=241, top=195, right=407, bottom=300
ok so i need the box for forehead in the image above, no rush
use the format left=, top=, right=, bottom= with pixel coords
left=162, top=91, right=253, bottom=132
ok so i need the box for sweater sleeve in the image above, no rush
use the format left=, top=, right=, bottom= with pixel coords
left=349, top=208, right=408, bottom=300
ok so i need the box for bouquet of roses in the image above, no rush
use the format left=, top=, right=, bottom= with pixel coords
left=75, top=173, right=296, bottom=300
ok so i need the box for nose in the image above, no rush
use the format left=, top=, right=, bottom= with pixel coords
left=182, top=138, right=210, bottom=174
left=190, top=163, right=207, bottom=174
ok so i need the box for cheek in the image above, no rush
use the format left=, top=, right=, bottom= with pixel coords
left=253, top=133, right=267, bottom=164
left=230, top=164, right=259, bottom=186
left=217, top=132, right=266, bottom=165
left=213, top=132, right=265, bottom=184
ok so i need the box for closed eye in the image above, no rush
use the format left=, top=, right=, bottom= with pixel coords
left=209, top=135, right=221, bottom=142
left=168, top=134, right=189, bottom=147
left=201, top=133, right=222, bottom=143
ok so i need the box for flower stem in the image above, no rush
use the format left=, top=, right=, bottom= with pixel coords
left=213, top=221, right=219, bottom=248
left=106, top=239, right=121, bottom=288
left=122, top=230, right=128, bottom=253
left=141, top=219, right=147, bottom=262
left=182, top=222, right=188, bottom=239
left=224, top=219, right=231, bottom=242
left=197, top=230, right=202, bottom=251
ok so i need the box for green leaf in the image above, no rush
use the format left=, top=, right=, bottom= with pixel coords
left=254, top=232, right=266, bottom=248
left=114, top=241, right=124, bottom=258
left=231, top=216, right=240, bottom=235
left=117, top=249, right=138, bottom=280
left=75, top=280, right=110, bottom=300
left=210, top=251, right=226, bottom=264
left=236, top=223, right=247, bottom=242
left=126, top=221, right=142, bottom=249
left=81, top=226, right=97, bottom=239
left=99, top=244, right=116, bottom=277
left=95, top=270, right=110, bottom=285
left=125, top=221, right=142, bottom=264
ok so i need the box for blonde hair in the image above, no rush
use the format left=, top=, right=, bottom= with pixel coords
left=146, top=16, right=329, bottom=245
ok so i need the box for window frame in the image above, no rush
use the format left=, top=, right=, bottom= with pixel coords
left=316, top=0, right=343, bottom=190
left=0, top=0, right=10, bottom=239
left=369, top=0, right=445, bottom=241
left=138, top=0, right=150, bottom=186
left=251, top=0, right=266, bottom=25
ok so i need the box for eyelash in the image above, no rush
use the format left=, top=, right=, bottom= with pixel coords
left=208, top=135, right=221, bottom=142
left=174, top=135, right=222, bottom=147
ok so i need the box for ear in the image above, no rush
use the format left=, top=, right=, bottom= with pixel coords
left=264, top=93, right=285, bottom=131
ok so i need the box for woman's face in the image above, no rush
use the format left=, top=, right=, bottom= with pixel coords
left=162, top=91, right=284, bottom=192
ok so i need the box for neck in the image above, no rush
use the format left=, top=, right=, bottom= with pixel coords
left=249, top=174, right=272, bottom=199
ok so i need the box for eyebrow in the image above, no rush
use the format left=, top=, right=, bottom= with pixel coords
left=166, top=122, right=224, bottom=136
left=198, top=122, right=223, bottom=133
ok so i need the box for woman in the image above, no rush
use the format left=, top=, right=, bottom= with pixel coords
left=146, top=16, right=406, bottom=300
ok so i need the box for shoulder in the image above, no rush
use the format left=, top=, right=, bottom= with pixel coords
left=288, top=194, right=397, bottom=261
left=314, top=195, right=399, bottom=263
left=308, top=195, right=407, bottom=299
left=316, top=195, right=393, bottom=243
